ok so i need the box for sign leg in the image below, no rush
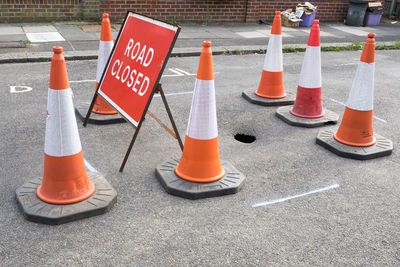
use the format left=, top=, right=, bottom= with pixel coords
left=159, top=86, right=184, bottom=151
left=119, top=123, right=142, bottom=172
left=83, top=93, right=98, bottom=127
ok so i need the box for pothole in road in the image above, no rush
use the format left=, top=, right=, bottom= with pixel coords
left=234, top=133, right=256, bottom=144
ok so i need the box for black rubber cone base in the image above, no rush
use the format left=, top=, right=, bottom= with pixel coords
left=316, top=129, right=393, bottom=160
left=155, top=159, right=246, bottom=199
left=16, top=172, right=117, bottom=225
left=276, top=106, right=339, bottom=128
left=75, top=103, right=126, bottom=125
left=242, top=89, right=295, bottom=106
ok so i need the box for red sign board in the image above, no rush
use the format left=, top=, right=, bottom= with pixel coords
left=97, top=12, right=179, bottom=126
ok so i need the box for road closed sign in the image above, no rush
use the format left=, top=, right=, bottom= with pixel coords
left=97, top=12, right=180, bottom=126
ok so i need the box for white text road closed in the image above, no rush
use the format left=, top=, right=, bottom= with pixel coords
left=97, top=12, right=179, bottom=126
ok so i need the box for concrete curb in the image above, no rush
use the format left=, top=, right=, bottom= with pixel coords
left=0, top=41, right=397, bottom=64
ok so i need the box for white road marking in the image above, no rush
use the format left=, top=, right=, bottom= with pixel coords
left=68, top=74, right=199, bottom=99
left=69, top=80, right=96, bottom=83
left=68, top=79, right=193, bottom=98
left=338, top=63, right=358, bottom=66
left=372, top=116, right=387, bottom=123
left=10, top=86, right=32, bottom=93
left=84, top=158, right=100, bottom=174
left=329, top=98, right=387, bottom=123
left=162, top=68, right=198, bottom=77
left=329, top=98, right=346, bottom=106
left=153, top=91, right=193, bottom=97
left=174, top=68, right=196, bottom=76
left=67, top=39, right=76, bottom=51
left=162, top=68, right=184, bottom=77
left=69, top=68, right=199, bottom=83
left=252, top=184, right=340, bottom=207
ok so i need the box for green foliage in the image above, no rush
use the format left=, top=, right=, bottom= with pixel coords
left=220, top=40, right=400, bottom=57
left=202, top=13, right=210, bottom=26
left=167, top=16, right=179, bottom=26
left=41, top=18, right=52, bottom=24
left=350, top=41, right=363, bottom=50
left=282, top=46, right=305, bottom=53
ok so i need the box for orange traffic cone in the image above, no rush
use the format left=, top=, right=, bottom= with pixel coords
left=16, top=46, right=117, bottom=224
left=92, top=13, right=117, bottom=115
left=276, top=20, right=339, bottom=127
left=316, top=33, right=393, bottom=159
left=242, top=11, right=295, bottom=106
left=256, top=11, right=285, bottom=99
left=156, top=41, right=245, bottom=199
left=334, top=33, right=376, bottom=147
left=175, top=41, right=224, bottom=183
left=75, top=13, right=125, bottom=124
left=38, top=46, right=95, bottom=204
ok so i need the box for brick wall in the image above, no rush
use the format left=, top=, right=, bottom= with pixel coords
left=0, top=0, right=100, bottom=23
left=100, top=0, right=247, bottom=24
left=0, top=0, right=385, bottom=23
left=0, top=0, right=80, bottom=23
left=81, top=0, right=100, bottom=20
left=100, top=0, right=359, bottom=23
left=247, top=0, right=349, bottom=22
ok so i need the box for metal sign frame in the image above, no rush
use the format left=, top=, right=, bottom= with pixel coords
left=83, top=11, right=183, bottom=172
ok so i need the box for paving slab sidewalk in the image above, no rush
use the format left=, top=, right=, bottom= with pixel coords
left=0, top=19, right=399, bottom=63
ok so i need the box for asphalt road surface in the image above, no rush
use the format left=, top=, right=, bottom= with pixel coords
left=1, top=50, right=399, bottom=266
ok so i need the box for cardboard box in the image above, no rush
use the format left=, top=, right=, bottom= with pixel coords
left=368, top=1, right=382, bottom=7
left=281, top=15, right=301, bottom=27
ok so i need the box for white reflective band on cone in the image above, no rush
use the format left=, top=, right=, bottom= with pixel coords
left=45, top=88, right=82, bottom=156
left=263, top=34, right=283, bottom=72
left=96, top=41, right=114, bottom=82
left=186, top=79, right=218, bottom=140
left=346, top=62, right=375, bottom=111
left=298, top=46, right=321, bottom=88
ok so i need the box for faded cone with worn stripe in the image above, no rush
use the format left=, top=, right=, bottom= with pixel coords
left=334, top=33, right=376, bottom=147
left=92, top=13, right=117, bottom=114
left=291, top=20, right=324, bottom=118
left=175, top=41, right=225, bottom=183
left=37, top=46, right=95, bottom=204
left=255, top=11, right=286, bottom=99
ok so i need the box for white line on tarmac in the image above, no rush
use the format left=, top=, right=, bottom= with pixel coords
left=329, top=98, right=387, bottom=123
left=338, top=63, right=358, bottom=66
left=67, top=40, right=76, bottom=51
left=371, top=116, right=387, bottom=123
left=174, top=68, right=196, bottom=76
left=68, top=79, right=193, bottom=98
left=70, top=79, right=96, bottom=83
left=84, top=158, right=100, bottom=174
left=153, top=91, right=193, bottom=97
left=162, top=68, right=185, bottom=77
left=329, top=98, right=346, bottom=106
left=252, top=184, right=340, bottom=208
